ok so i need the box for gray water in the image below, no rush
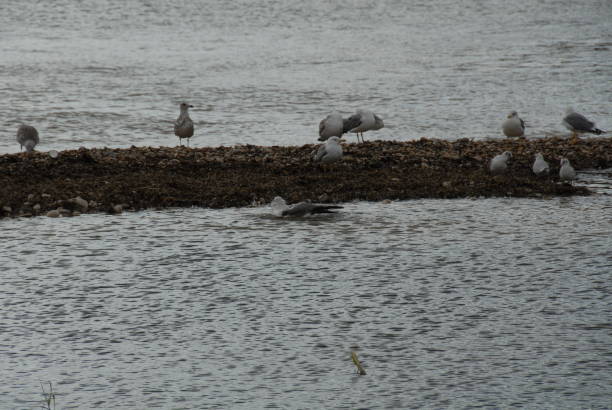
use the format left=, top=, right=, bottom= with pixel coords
left=1, top=0, right=612, bottom=409
left=1, top=0, right=611, bottom=152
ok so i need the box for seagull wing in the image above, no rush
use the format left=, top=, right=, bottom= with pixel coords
left=564, top=112, right=595, bottom=132
left=319, top=117, right=327, bottom=137
left=343, top=115, right=361, bottom=133
left=283, top=202, right=343, bottom=216
left=313, top=144, right=327, bottom=162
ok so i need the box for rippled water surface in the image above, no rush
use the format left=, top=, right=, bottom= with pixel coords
left=1, top=0, right=611, bottom=152
left=2, top=1, right=612, bottom=408
left=2, top=192, right=612, bottom=409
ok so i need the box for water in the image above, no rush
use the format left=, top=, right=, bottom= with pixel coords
left=2, top=193, right=611, bottom=409
left=1, top=1, right=611, bottom=408
left=1, top=0, right=611, bottom=152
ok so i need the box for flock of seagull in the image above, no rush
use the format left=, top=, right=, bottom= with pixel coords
left=488, top=107, right=605, bottom=183
left=14, top=104, right=605, bottom=209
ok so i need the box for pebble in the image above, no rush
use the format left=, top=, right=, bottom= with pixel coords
left=46, top=209, right=60, bottom=218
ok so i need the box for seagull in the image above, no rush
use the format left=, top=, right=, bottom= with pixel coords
left=271, top=196, right=343, bottom=217
left=489, top=151, right=512, bottom=174
left=559, top=158, right=576, bottom=182
left=16, top=124, right=39, bottom=152
left=318, top=111, right=344, bottom=142
left=313, top=136, right=343, bottom=163
left=174, top=102, right=194, bottom=146
left=502, top=111, right=525, bottom=138
left=532, top=153, right=550, bottom=176
left=562, top=108, right=604, bottom=141
left=343, top=109, right=384, bottom=142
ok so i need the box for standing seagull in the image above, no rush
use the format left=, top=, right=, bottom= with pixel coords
left=489, top=151, right=512, bottom=175
left=502, top=111, right=525, bottom=138
left=343, top=109, right=384, bottom=142
left=271, top=196, right=343, bottom=217
left=313, top=136, right=343, bottom=163
left=562, top=108, right=604, bottom=141
left=318, top=111, right=344, bottom=141
left=559, top=158, right=576, bottom=182
left=532, top=153, right=550, bottom=176
left=174, top=102, right=194, bottom=146
left=16, top=124, right=39, bottom=152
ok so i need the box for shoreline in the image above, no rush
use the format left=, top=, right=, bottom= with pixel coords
left=1, top=137, right=610, bottom=219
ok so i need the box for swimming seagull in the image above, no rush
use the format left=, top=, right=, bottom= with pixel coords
left=313, top=136, right=343, bottom=163
left=559, top=158, right=576, bottom=182
left=502, top=111, right=525, bottom=138
left=174, top=102, right=194, bottom=146
left=271, top=196, right=343, bottom=217
left=16, top=124, right=40, bottom=152
left=562, top=108, right=604, bottom=141
left=318, top=111, right=344, bottom=141
left=532, top=153, right=550, bottom=176
left=343, top=109, right=384, bottom=142
left=489, top=151, right=512, bottom=174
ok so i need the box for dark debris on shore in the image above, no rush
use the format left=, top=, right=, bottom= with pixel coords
left=1, top=137, right=611, bottom=218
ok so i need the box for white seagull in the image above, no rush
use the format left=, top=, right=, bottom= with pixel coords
left=532, top=153, right=550, bottom=176
left=559, top=158, right=576, bottom=182
left=16, top=124, right=40, bottom=152
left=489, top=151, right=512, bottom=175
left=343, top=109, right=384, bottom=142
left=313, top=136, right=343, bottom=163
left=562, top=108, right=604, bottom=141
left=502, top=111, right=525, bottom=138
left=271, top=196, right=343, bottom=217
left=318, top=111, right=344, bottom=142
left=174, top=102, right=194, bottom=146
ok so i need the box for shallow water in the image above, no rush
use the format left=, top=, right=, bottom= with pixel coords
left=1, top=1, right=612, bottom=408
left=1, top=0, right=611, bottom=153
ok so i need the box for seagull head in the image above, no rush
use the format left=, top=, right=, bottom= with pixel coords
left=560, top=157, right=569, bottom=166
left=507, top=111, right=518, bottom=119
left=24, top=140, right=36, bottom=152
left=271, top=196, right=287, bottom=207
left=502, top=151, right=512, bottom=160
left=271, top=196, right=288, bottom=216
left=179, top=102, right=194, bottom=112
left=535, top=152, right=544, bottom=160
left=327, top=136, right=342, bottom=145
left=565, top=107, right=576, bottom=115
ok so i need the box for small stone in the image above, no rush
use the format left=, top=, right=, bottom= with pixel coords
left=46, top=210, right=60, bottom=218
left=41, top=193, right=51, bottom=199
left=2, top=206, right=11, bottom=213
left=382, top=199, right=392, bottom=204
left=58, top=208, right=72, bottom=216
left=72, top=211, right=81, bottom=216
left=442, top=181, right=452, bottom=188
left=33, top=204, right=41, bottom=212
left=113, top=204, right=123, bottom=214
left=72, top=196, right=89, bottom=211
left=27, top=194, right=35, bottom=201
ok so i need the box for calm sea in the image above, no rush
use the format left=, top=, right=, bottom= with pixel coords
left=1, top=0, right=611, bottom=408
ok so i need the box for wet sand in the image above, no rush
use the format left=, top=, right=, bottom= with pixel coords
left=1, top=137, right=610, bottom=218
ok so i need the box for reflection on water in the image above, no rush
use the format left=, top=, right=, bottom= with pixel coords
left=2, top=193, right=611, bottom=408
